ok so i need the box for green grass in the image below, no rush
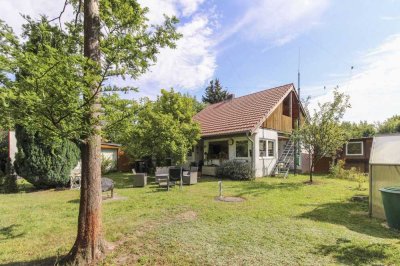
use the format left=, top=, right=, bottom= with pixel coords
left=0, top=174, right=399, bottom=265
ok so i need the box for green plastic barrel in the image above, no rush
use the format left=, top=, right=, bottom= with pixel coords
left=380, top=187, right=400, bottom=229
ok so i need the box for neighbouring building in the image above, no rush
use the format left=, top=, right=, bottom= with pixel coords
left=303, top=137, right=373, bottom=174
left=190, top=83, right=307, bottom=177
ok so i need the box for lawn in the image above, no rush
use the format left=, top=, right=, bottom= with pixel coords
left=0, top=174, right=399, bottom=265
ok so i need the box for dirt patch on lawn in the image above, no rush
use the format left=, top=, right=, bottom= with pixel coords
left=102, top=195, right=128, bottom=202
left=215, top=196, right=246, bottom=202
left=105, top=210, right=198, bottom=265
left=176, top=210, right=197, bottom=221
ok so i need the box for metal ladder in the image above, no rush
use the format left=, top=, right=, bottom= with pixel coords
left=271, top=140, right=294, bottom=178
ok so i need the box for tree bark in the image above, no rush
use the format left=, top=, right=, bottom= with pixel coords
left=61, top=0, right=104, bottom=264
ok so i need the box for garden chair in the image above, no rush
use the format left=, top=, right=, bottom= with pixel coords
left=182, top=167, right=198, bottom=185
left=132, top=169, right=148, bottom=187
left=70, top=171, right=81, bottom=189
left=133, top=173, right=147, bottom=187
left=155, top=166, right=170, bottom=184
left=169, top=167, right=183, bottom=190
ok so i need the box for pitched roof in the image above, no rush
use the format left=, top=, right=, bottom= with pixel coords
left=194, top=84, right=294, bottom=137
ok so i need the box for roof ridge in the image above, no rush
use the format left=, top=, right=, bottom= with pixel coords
left=196, top=83, right=294, bottom=111
left=229, top=83, right=294, bottom=101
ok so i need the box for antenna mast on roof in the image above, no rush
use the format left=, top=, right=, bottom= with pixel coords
left=294, top=48, right=301, bottom=176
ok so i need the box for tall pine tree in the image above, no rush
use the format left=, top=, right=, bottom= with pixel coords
left=202, top=78, right=229, bottom=104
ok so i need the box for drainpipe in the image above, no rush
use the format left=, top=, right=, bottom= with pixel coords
left=246, top=131, right=255, bottom=177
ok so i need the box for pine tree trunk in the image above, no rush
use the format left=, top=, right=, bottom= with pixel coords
left=61, top=0, right=104, bottom=264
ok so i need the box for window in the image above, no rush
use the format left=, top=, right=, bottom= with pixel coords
left=267, top=140, right=275, bottom=157
left=259, top=140, right=275, bottom=157
left=236, top=140, right=249, bottom=157
left=346, top=141, right=363, bottom=156
left=259, top=140, right=267, bottom=157
left=208, top=141, right=229, bottom=159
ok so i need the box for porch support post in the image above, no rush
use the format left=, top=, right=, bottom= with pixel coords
left=246, top=132, right=255, bottom=177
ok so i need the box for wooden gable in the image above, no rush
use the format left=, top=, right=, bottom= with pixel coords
left=261, top=90, right=306, bottom=133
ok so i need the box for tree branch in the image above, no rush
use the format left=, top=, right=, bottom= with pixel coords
left=49, top=0, right=68, bottom=29
left=75, top=0, right=82, bottom=26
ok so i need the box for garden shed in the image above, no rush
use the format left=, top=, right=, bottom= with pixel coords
left=369, top=135, right=400, bottom=219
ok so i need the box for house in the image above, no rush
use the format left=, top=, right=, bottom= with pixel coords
left=7, top=131, right=131, bottom=172
left=303, top=137, right=373, bottom=174
left=190, top=84, right=306, bottom=177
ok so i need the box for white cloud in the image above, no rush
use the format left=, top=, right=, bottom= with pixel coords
left=0, top=0, right=74, bottom=35
left=218, top=0, right=329, bottom=46
left=308, top=34, right=400, bottom=122
left=1, top=0, right=216, bottom=98
left=118, top=13, right=216, bottom=95
left=137, top=0, right=205, bottom=24
left=113, top=0, right=216, bottom=97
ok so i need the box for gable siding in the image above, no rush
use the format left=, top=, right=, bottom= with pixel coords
left=262, top=102, right=292, bottom=133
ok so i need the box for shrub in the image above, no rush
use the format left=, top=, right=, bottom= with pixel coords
left=0, top=131, right=8, bottom=176
left=101, top=155, right=116, bottom=174
left=14, top=126, right=80, bottom=189
left=3, top=158, right=18, bottom=193
left=217, top=160, right=253, bottom=181
left=329, top=159, right=367, bottom=190
left=0, top=171, right=4, bottom=186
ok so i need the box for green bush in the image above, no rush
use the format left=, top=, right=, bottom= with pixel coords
left=3, top=158, right=18, bottom=193
left=14, top=126, right=80, bottom=189
left=329, top=159, right=367, bottom=190
left=217, top=160, right=253, bottom=181
left=0, top=131, right=8, bottom=176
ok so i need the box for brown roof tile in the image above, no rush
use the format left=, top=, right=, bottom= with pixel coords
left=194, top=84, right=294, bottom=137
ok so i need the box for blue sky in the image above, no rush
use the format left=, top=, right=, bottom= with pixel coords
left=2, top=0, right=400, bottom=122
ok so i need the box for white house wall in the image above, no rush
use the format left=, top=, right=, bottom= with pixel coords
left=254, top=129, right=278, bottom=177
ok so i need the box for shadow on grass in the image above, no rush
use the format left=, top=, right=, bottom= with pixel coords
left=0, top=224, right=24, bottom=240
left=315, top=238, right=399, bottom=265
left=0, top=256, right=58, bottom=266
left=299, top=201, right=399, bottom=239
left=234, top=181, right=304, bottom=197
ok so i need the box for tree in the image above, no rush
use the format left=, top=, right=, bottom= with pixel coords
left=202, top=78, right=229, bottom=104
left=294, top=90, right=351, bottom=183
left=0, top=0, right=180, bottom=263
left=341, top=121, right=376, bottom=138
left=130, top=89, right=201, bottom=165
left=14, top=125, right=80, bottom=188
left=378, top=115, right=400, bottom=134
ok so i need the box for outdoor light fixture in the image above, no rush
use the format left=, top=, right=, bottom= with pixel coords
left=229, top=139, right=234, bottom=145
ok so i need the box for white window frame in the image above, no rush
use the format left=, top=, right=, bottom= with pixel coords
left=267, top=140, right=275, bottom=158
left=259, top=139, right=275, bottom=158
left=346, top=141, right=363, bottom=156
left=235, top=140, right=249, bottom=158
left=259, top=139, right=267, bottom=158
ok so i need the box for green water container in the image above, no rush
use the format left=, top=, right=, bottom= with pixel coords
left=380, top=187, right=400, bottom=229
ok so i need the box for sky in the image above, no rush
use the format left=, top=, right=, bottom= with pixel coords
left=1, top=0, right=400, bottom=122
